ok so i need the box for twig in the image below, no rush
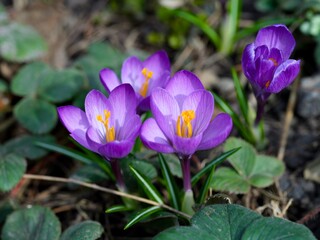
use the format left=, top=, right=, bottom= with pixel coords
left=23, top=174, right=192, bottom=220
left=277, top=77, right=300, bottom=161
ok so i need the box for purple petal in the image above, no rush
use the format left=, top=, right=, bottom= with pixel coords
left=172, top=134, right=203, bottom=156
left=242, top=43, right=256, bottom=81
left=99, top=68, right=120, bottom=93
left=137, top=96, right=150, bottom=113
left=140, top=118, right=175, bottom=153
left=143, top=50, right=171, bottom=81
left=98, top=140, right=134, bottom=159
left=57, top=106, right=92, bottom=150
left=85, top=90, right=113, bottom=137
left=165, top=70, right=204, bottom=108
left=182, top=90, right=214, bottom=135
left=117, top=114, right=141, bottom=141
left=148, top=71, right=171, bottom=93
left=255, top=24, right=295, bottom=60
left=150, top=88, right=180, bottom=141
left=86, top=126, right=104, bottom=152
left=197, top=113, right=233, bottom=150
left=266, top=59, right=301, bottom=93
left=109, top=84, right=137, bottom=128
left=121, top=56, right=144, bottom=92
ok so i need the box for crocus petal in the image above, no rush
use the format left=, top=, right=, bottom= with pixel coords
left=109, top=84, right=137, bottom=128
left=117, top=114, right=141, bottom=141
left=255, top=24, right=295, bottom=60
left=242, top=43, right=256, bottom=81
left=98, top=140, right=134, bottom=159
left=57, top=105, right=91, bottom=150
left=85, top=90, right=113, bottom=140
left=140, top=118, right=175, bottom=153
left=166, top=70, right=204, bottom=108
left=151, top=88, right=180, bottom=141
left=57, top=106, right=89, bottom=133
left=86, top=126, right=104, bottom=152
left=99, top=68, right=121, bottom=93
left=121, top=56, right=144, bottom=91
left=197, top=113, right=233, bottom=151
left=182, top=89, right=214, bottom=135
left=143, top=50, right=171, bottom=81
left=172, top=134, right=203, bottom=156
left=266, top=59, right=301, bottom=93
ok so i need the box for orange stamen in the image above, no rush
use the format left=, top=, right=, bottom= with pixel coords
left=269, top=58, right=278, bottom=66
left=176, top=110, right=195, bottom=138
left=96, top=110, right=115, bottom=142
left=139, top=68, right=153, bottom=97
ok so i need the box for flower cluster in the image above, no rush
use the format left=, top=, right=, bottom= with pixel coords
left=58, top=50, right=233, bottom=195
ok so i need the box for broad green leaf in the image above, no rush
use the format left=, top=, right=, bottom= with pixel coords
left=38, top=68, right=84, bottom=103
left=11, top=62, right=51, bottom=96
left=4, top=135, right=55, bottom=160
left=129, top=165, right=163, bottom=204
left=224, top=137, right=256, bottom=176
left=124, top=206, right=162, bottom=230
left=1, top=206, right=61, bottom=240
left=60, top=221, right=103, bottom=240
left=0, top=22, right=47, bottom=62
left=14, top=98, right=57, bottom=134
left=191, top=148, right=240, bottom=186
left=155, top=204, right=316, bottom=240
left=158, top=153, right=179, bottom=210
left=210, top=167, right=250, bottom=194
left=0, top=200, right=15, bottom=224
left=249, top=155, right=285, bottom=188
left=162, top=154, right=182, bottom=178
left=70, top=165, right=109, bottom=183
left=0, top=153, right=26, bottom=191
left=0, top=78, right=8, bottom=92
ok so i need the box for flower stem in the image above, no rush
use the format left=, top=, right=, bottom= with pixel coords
left=110, top=158, right=126, bottom=191
left=255, top=100, right=265, bottom=126
left=180, top=155, right=192, bottom=192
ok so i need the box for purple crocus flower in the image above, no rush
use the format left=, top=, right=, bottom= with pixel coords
left=242, top=24, right=300, bottom=124
left=57, top=84, right=141, bottom=189
left=140, top=70, right=233, bottom=193
left=100, top=50, right=171, bottom=113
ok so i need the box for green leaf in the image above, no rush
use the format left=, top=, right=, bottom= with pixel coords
left=60, top=221, right=103, bottom=240
left=224, top=137, right=256, bottom=176
left=0, top=22, right=47, bottom=62
left=4, top=135, right=55, bottom=160
left=129, top=165, right=163, bottom=204
left=154, top=204, right=316, bottom=240
left=105, top=205, right=132, bottom=213
left=14, top=98, right=57, bottom=134
left=191, top=148, right=240, bottom=186
left=249, top=155, right=285, bottom=188
left=124, top=206, right=162, bottom=230
left=11, top=62, right=51, bottom=96
left=0, top=153, right=26, bottom=192
left=38, top=68, right=84, bottom=103
left=197, top=164, right=215, bottom=204
left=162, top=154, right=182, bottom=178
left=158, top=153, right=179, bottom=210
left=210, top=167, right=250, bottom=194
left=0, top=78, right=8, bottom=92
left=1, top=206, right=61, bottom=240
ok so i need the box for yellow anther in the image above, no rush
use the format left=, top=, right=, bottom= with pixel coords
left=265, top=80, right=271, bottom=88
left=96, top=110, right=115, bottom=142
left=176, top=110, right=195, bottom=138
left=139, top=68, right=153, bottom=97
left=269, top=58, right=278, bottom=66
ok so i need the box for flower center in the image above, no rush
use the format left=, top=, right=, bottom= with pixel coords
left=176, top=110, right=195, bottom=138
left=268, top=57, right=278, bottom=66
left=96, top=110, right=115, bottom=142
left=139, top=68, right=153, bottom=97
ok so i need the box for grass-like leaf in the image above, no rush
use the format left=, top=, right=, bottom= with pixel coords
left=105, top=205, right=132, bottom=214
left=158, top=153, right=180, bottom=210
left=191, top=147, right=240, bottom=186
left=197, top=165, right=216, bottom=204
left=124, top=206, right=161, bottom=230
left=129, top=165, right=163, bottom=204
